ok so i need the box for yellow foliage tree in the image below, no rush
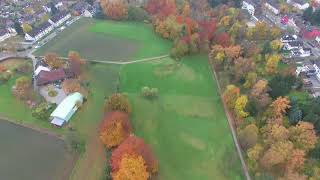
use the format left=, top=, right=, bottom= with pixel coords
left=112, top=154, right=150, bottom=180
left=289, top=121, right=317, bottom=152
left=265, top=54, right=281, bottom=74
left=235, top=95, right=249, bottom=118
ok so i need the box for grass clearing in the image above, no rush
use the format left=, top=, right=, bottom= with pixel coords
left=120, top=55, right=244, bottom=180
left=35, top=18, right=172, bottom=61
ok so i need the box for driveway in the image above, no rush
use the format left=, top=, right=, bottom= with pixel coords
left=39, top=85, right=66, bottom=104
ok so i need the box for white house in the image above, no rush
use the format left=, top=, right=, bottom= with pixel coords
left=283, top=41, right=303, bottom=50
left=49, top=11, right=71, bottom=27
left=34, top=65, right=50, bottom=76
left=291, top=48, right=311, bottom=58
left=265, top=1, right=280, bottom=15
left=25, top=21, right=54, bottom=43
left=0, top=29, right=10, bottom=42
left=287, top=0, right=310, bottom=10
left=242, top=1, right=255, bottom=16
left=281, top=35, right=298, bottom=43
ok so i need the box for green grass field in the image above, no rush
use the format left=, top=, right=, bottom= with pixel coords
left=3, top=18, right=244, bottom=180
left=35, top=18, right=172, bottom=61
left=120, top=55, right=244, bottom=180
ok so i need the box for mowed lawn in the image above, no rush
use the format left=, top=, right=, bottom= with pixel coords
left=120, top=55, right=244, bottom=180
left=35, top=18, right=172, bottom=61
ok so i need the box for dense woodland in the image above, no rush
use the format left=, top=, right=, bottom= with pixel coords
left=95, top=0, right=320, bottom=179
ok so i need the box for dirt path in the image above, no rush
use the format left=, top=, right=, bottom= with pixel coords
left=208, top=61, right=251, bottom=180
left=69, top=126, right=106, bottom=180
left=37, top=54, right=169, bottom=65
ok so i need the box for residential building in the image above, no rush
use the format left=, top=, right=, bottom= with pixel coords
left=291, top=47, right=312, bottom=57
left=283, top=41, right=304, bottom=50
left=50, top=92, right=84, bottom=127
left=34, top=66, right=50, bottom=76
left=0, top=29, right=10, bottom=42
left=242, top=0, right=255, bottom=16
left=281, top=35, right=298, bottom=43
left=265, top=0, right=280, bottom=15
left=25, top=21, right=54, bottom=42
left=49, top=11, right=71, bottom=27
left=287, top=0, right=310, bottom=10
left=36, top=68, right=66, bottom=86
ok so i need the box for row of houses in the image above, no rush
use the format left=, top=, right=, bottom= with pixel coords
left=281, top=35, right=312, bottom=58
left=25, top=11, right=71, bottom=43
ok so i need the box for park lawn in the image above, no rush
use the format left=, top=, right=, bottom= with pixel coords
left=120, top=55, right=244, bottom=180
left=35, top=18, right=172, bottom=61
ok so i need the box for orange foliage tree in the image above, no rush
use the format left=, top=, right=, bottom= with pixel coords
left=268, top=97, right=291, bottom=125
left=101, top=0, right=128, bottom=20
left=44, top=53, right=63, bottom=69
left=100, top=111, right=132, bottom=148
left=62, top=79, right=81, bottom=94
left=105, top=93, right=132, bottom=114
left=112, top=154, right=150, bottom=180
left=110, top=135, right=159, bottom=174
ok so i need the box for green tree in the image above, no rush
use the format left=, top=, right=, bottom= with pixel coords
left=32, top=102, right=56, bottom=120
left=303, top=7, right=313, bottom=22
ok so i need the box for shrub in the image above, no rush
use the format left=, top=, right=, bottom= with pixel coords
left=141, top=86, right=158, bottom=99
left=127, top=6, right=149, bottom=22
left=104, top=93, right=132, bottom=114
left=0, top=72, right=11, bottom=84
left=48, top=90, right=58, bottom=97
left=32, top=102, right=56, bottom=120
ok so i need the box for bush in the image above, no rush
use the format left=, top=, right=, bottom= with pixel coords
left=0, top=72, right=12, bottom=84
left=141, top=86, right=158, bottom=99
left=127, top=6, right=149, bottom=22
left=32, top=102, right=56, bottom=120
left=104, top=93, right=132, bottom=114
left=48, top=90, right=58, bottom=97
left=66, top=132, right=86, bottom=154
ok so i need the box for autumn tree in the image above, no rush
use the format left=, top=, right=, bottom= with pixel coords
left=268, top=97, right=291, bottom=125
left=250, top=80, right=271, bottom=110
left=110, top=135, right=159, bottom=174
left=243, top=72, right=257, bottom=89
left=233, top=57, right=255, bottom=81
left=223, top=85, right=240, bottom=110
left=224, top=45, right=241, bottom=60
left=101, top=0, right=128, bottom=20
left=62, top=79, right=81, bottom=94
left=145, top=0, right=177, bottom=18
left=44, top=53, right=63, bottom=69
left=289, top=121, right=317, bottom=152
left=112, top=154, right=150, bottom=180
left=105, top=93, right=132, bottom=114
left=260, top=141, right=294, bottom=170
left=265, top=54, right=281, bottom=74
left=214, top=32, right=231, bottom=47
left=68, top=51, right=85, bottom=77
left=238, top=123, right=259, bottom=150
left=262, top=124, right=289, bottom=145
left=154, top=15, right=182, bottom=40
left=235, top=95, right=249, bottom=119
left=247, top=144, right=263, bottom=172
left=100, top=111, right=132, bottom=148
left=12, top=76, right=32, bottom=100
left=286, top=149, right=305, bottom=172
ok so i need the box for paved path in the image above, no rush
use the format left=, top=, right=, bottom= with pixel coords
left=37, top=54, right=170, bottom=65
left=208, top=60, right=251, bottom=180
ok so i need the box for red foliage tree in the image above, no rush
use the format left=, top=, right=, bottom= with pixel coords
left=110, top=135, right=159, bottom=174
left=145, top=0, right=177, bottom=18
left=214, top=32, right=231, bottom=47
left=198, top=19, right=217, bottom=43
left=100, top=111, right=132, bottom=148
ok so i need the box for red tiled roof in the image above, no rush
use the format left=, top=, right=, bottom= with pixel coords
left=37, top=68, right=66, bottom=86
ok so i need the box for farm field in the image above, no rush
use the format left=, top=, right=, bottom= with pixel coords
left=34, top=18, right=172, bottom=61
left=120, top=55, right=244, bottom=180
left=0, top=119, right=72, bottom=180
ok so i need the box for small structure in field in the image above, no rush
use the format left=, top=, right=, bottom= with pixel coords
left=50, top=92, right=83, bottom=127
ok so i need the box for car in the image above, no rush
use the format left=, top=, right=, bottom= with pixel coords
left=34, top=45, right=40, bottom=49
